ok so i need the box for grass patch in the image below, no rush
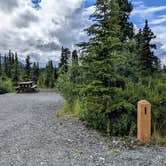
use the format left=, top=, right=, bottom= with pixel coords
left=56, top=100, right=81, bottom=118
left=0, top=78, right=14, bottom=94
left=151, top=131, right=166, bottom=146
left=112, top=149, right=121, bottom=154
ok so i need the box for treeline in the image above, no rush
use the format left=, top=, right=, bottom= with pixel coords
left=0, top=48, right=78, bottom=93
left=57, top=0, right=166, bottom=136
left=0, top=51, right=56, bottom=88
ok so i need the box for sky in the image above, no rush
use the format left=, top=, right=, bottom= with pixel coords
left=0, top=0, right=166, bottom=65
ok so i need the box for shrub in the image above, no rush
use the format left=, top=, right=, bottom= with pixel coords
left=56, top=100, right=81, bottom=118
left=0, top=77, right=14, bottom=94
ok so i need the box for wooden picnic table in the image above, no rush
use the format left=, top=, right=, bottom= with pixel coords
left=16, top=81, right=37, bottom=93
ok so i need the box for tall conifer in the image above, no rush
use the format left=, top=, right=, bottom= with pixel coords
left=25, top=56, right=31, bottom=80
left=12, top=52, right=19, bottom=84
left=135, top=20, right=159, bottom=75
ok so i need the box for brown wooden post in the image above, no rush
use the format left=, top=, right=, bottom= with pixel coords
left=137, top=100, right=151, bottom=144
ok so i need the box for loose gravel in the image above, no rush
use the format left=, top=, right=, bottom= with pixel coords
left=0, top=92, right=165, bottom=166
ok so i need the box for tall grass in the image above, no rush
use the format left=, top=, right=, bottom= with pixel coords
left=0, top=78, right=14, bottom=94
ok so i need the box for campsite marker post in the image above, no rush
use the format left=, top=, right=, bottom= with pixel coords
left=137, top=100, right=151, bottom=144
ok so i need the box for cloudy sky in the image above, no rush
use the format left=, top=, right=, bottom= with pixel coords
left=0, top=0, right=166, bottom=65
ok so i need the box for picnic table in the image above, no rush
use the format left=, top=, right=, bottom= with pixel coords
left=15, top=81, right=37, bottom=93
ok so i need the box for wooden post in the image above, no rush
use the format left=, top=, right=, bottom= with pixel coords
left=137, top=100, right=151, bottom=144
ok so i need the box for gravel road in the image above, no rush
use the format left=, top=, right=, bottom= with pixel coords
left=0, top=92, right=165, bottom=166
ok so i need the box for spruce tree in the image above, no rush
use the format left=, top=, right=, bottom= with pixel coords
left=118, top=0, right=134, bottom=41
left=32, top=62, right=40, bottom=84
left=4, top=55, right=8, bottom=77
left=25, top=56, right=31, bottom=80
left=12, top=52, right=19, bottom=84
left=45, top=60, right=55, bottom=88
left=59, top=47, right=70, bottom=73
left=32, top=62, right=37, bottom=83
left=44, top=63, right=49, bottom=87
left=0, top=55, right=2, bottom=76
left=80, top=0, right=123, bottom=87
left=36, top=62, right=40, bottom=81
left=7, top=50, right=12, bottom=78
left=72, top=50, right=78, bottom=65
left=54, top=67, right=58, bottom=80
left=78, top=0, right=128, bottom=132
left=136, top=20, right=159, bottom=75
left=48, top=60, right=54, bottom=88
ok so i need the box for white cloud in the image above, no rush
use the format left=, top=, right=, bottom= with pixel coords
left=152, top=25, right=166, bottom=65
left=83, top=5, right=95, bottom=16
left=133, top=6, right=166, bottom=16
left=0, top=0, right=93, bottom=65
left=150, top=15, right=166, bottom=25
left=161, top=56, right=166, bottom=66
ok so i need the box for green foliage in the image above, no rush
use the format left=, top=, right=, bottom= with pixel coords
left=0, top=55, right=2, bottom=76
left=12, top=53, right=19, bottom=85
left=24, top=56, right=31, bottom=81
left=57, top=0, right=165, bottom=138
left=59, top=47, right=71, bottom=74
left=0, top=0, right=165, bottom=138
left=43, top=60, right=55, bottom=88
left=31, top=62, right=40, bottom=84
left=56, top=100, right=81, bottom=118
left=0, top=77, right=14, bottom=94
left=0, top=50, right=59, bottom=91
left=135, top=20, right=159, bottom=75
left=57, top=73, right=80, bottom=103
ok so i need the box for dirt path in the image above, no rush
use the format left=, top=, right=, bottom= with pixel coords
left=0, top=92, right=165, bottom=166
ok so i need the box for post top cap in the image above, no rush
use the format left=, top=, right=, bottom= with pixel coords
left=138, top=100, right=151, bottom=105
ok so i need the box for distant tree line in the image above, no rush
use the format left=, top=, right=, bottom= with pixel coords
left=0, top=48, right=78, bottom=89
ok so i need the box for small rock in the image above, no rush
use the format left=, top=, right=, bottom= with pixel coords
left=90, top=155, right=93, bottom=159
left=99, top=157, right=105, bottom=161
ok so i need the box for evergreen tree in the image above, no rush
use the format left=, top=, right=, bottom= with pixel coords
left=163, top=65, right=166, bottom=73
left=135, top=20, right=159, bottom=75
left=0, top=55, right=2, bottom=76
left=49, top=60, right=54, bottom=88
left=54, top=67, right=58, bottom=80
left=4, top=55, right=8, bottom=77
left=31, top=62, right=40, bottom=84
left=72, top=50, right=79, bottom=65
left=25, top=56, right=31, bottom=80
left=11, top=53, right=15, bottom=65
left=44, top=60, right=55, bottom=88
left=7, top=50, right=12, bottom=78
left=59, top=47, right=70, bottom=73
left=36, top=62, right=40, bottom=81
left=12, top=52, right=19, bottom=84
left=44, top=63, right=50, bottom=87
left=77, top=0, right=130, bottom=133
left=118, top=0, right=134, bottom=41
left=80, top=0, right=123, bottom=87
left=32, top=62, right=36, bottom=83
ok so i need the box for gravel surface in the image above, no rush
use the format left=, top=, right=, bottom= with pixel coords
left=0, top=92, right=165, bottom=166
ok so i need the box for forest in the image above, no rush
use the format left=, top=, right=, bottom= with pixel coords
left=0, top=0, right=166, bottom=137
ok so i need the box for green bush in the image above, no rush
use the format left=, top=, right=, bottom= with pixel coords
left=57, top=73, right=166, bottom=136
left=56, top=100, right=81, bottom=118
left=0, top=78, right=14, bottom=94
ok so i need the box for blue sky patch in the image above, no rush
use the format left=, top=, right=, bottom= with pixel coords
left=84, top=0, right=96, bottom=8
left=32, top=0, right=41, bottom=9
